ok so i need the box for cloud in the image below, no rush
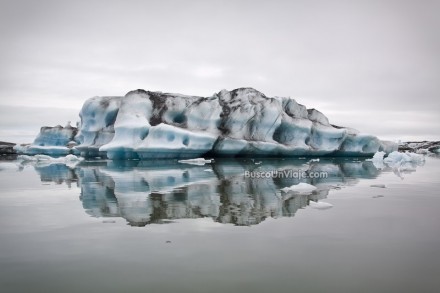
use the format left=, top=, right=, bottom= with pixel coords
left=0, top=106, right=79, bottom=143
left=0, top=0, right=439, bottom=143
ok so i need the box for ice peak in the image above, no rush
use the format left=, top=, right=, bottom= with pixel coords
left=125, top=89, right=149, bottom=96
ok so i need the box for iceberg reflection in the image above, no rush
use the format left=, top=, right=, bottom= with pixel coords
left=26, top=158, right=416, bottom=226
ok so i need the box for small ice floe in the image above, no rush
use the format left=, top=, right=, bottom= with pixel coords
left=204, top=169, right=213, bottom=172
left=177, top=158, right=212, bottom=166
left=309, top=201, right=333, bottom=210
left=17, top=154, right=83, bottom=163
left=255, top=161, right=262, bottom=165
left=370, top=184, right=386, bottom=188
left=17, top=155, right=43, bottom=161
left=384, top=151, right=425, bottom=165
left=280, top=183, right=317, bottom=194
left=308, top=158, right=320, bottom=163
left=372, top=195, right=384, bottom=198
left=367, top=151, right=386, bottom=169
left=369, top=151, right=425, bottom=172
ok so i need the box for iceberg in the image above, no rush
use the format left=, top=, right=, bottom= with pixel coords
left=17, top=88, right=398, bottom=159
left=14, top=123, right=77, bottom=156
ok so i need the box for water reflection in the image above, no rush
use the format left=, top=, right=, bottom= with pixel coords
left=35, top=164, right=79, bottom=187
left=24, top=158, right=420, bottom=226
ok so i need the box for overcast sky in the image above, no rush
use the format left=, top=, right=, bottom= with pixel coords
left=0, top=0, right=439, bottom=143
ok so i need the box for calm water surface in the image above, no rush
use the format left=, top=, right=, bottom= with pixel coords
left=0, top=156, right=440, bottom=293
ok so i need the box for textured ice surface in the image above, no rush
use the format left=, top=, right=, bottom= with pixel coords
left=369, top=151, right=425, bottom=177
left=15, top=124, right=77, bottom=156
left=75, top=96, right=121, bottom=157
left=17, top=88, right=398, bottom=158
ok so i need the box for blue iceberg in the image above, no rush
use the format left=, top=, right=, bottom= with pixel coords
left=16, top=88, right=397, bottom=158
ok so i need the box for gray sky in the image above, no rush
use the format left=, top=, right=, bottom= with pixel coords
left=0, top=0, right=439, bottom=143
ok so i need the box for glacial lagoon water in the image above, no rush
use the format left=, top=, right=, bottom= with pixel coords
left=0, top=156, right=440, bottom=293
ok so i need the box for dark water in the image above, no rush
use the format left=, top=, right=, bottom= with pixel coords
left=1, top=156, right=440, bottom=293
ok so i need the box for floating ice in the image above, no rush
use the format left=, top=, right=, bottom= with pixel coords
left=280, top=182, right=317, bottom=194
left=372, top=151, right=386, bottom=161
left=368, top=150, right=426, bottom=178
left=17, top=154, right=83, bottom=168
left=367, top=151, right=386, bottom=169
left=309, top=201, right=334, bottom=210
left=383, top=151, right=425, bottom=168
left=178, top=158, right=213, bottom=166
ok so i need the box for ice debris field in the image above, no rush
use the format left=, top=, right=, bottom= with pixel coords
left=15, top=88, right=398, bottom=159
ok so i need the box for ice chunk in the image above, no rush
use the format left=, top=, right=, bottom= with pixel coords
left=369, top=150, right=425, bottom=177
left=178, top=158, right=212, bottom=166
left=383, top=151, right=425, bottom=166
left=367, top=151, right=386, bottom=169
left=309, top=201, right=333, bottom=209
left=371, top=151, right=386, bottom=161
left=280, top=182, right=317, bottom=194
left=17, top=154, right=83, bottom=167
